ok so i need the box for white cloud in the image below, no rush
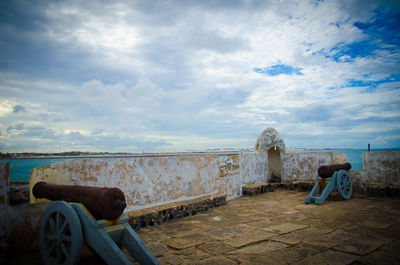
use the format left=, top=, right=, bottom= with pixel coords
left=0, top=0, right=399, bottom=151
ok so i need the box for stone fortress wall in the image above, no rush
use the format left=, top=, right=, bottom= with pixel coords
left=0, top=127, right=399, bottom=254
left=27, top=127, right=399, bottom=210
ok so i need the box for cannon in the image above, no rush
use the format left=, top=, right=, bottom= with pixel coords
left=33, top=182, right=160, bottom=265
left=304, top=162, right=352, bottom=205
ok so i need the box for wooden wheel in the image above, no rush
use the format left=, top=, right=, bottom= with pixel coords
left=39, top=201, right=83, bottom=265
left=336, top=170, right=352, bottom=200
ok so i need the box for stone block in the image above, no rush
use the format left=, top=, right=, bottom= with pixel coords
left=367, top=184, right=400, bottom=197
left=197, top=242, right=235, bottom=255
left=263, top=223, right=308, bottom=234
left=294, top=249, right=357, bottom=265
left=235, top=241, right=289, bottom=254
left=162, top=233, right=210, bottom=250
left=0, top=162, right=9, bottom=205
left=157, top=254, right=187, bottom=265
left=128, top=194, right=226, bottom=230
left=189, top=256, right=238, bottom=265
left=242, top=181, right=314, bottom=196
left=176, top=247, right=210, bottom=262
left=224, top=230, right=276, bottom=248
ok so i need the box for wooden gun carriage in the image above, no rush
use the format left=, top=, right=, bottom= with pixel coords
left=33, top=182, right=160, bottom=265
left=304, top=162, right=353, bottom=205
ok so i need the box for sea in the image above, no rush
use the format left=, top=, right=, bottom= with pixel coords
left=1, top=148, right=399, bottom=181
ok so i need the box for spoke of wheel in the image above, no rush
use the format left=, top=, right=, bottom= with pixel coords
left=61, top=234, right=72, bottom=242
left=57, top=245, right=61, bottom=263
left=49, top=217, right=56, bottom=233
left=61, top=242, right=69, bottom=259
left=45, top=233, right=56, bottom=242
left=59, top=219, right=68, bottom=234
left=48, top=243, right=56, bottom=256
left=56, top=212, right=61, bottom=230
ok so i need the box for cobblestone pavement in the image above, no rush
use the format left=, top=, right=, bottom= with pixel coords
left=8, top=190, right=400, bottom=264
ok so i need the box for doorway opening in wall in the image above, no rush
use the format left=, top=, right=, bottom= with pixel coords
left=268, top=146, right=282, bottom=183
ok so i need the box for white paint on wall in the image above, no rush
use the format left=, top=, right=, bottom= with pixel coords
left=30, top=149, right=399, bottom=211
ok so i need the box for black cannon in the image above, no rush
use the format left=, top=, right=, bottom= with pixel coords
left=33, top=181, right=127, bottom=220
left=304, top=162, right=353, bottom=205
left=33, top=182, right=159, bottom=265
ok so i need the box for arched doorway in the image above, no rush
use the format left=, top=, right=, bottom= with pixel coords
left=268, top=146, right=282, bottom=182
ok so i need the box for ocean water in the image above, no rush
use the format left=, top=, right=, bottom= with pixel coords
left=2, top=148, right=399, bottom=181
left=1, top=158, right=74, bottom=181
left=287, top=148, right=400, bottom=171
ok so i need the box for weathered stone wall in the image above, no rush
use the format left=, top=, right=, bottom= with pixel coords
left=0, top=162, right=9, bottom=242
left=281, top=152, right=348, bottom=182
left=332, top=152, right=348, bottom=164
left=29, top=151, right=353, bottom=210
left=1, top=161, right=49, bottom=256
left=30, top=153, right=249, bottom=211
left=1, top=202, right=48, bottom=256
left=363, top=151, right=400, bottom=185
left=241, top=152, right=268, bottom=185
left=349, top=170, right=369, bottom=193
left=255, top=127, right=286, bottom=153
left=0, top=162, right=9, bottom=205
left=28, top=150, right=400, bottom=210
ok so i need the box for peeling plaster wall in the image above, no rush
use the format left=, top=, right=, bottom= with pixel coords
left=30, top=151, right=356, bottom=210
left=349, top=170, right=369, bottom=192
left=241, top=152, right=268, bottom=185
left=0, top=162, right=9, bottom=205
left=1, top=202, right=48, bottom=255
left=1, top=162, right=9, bottom=239
left=281, top=152, right=347, bottom=182
left=363, top=151, right=400, bottom=185
left=1, top=161, right=48, bottom=255
left=255, top=127, right=286, bottom=153
left=29, top=150, right=400, bottom=212
left=29, top=161, right=73, bottom=203
left=30, top=153, right=246, bottom=211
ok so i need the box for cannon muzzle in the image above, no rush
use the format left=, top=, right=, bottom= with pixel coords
left=318, top=162, right=351, bottom=179
left=33, top=182, right=126, bottom=220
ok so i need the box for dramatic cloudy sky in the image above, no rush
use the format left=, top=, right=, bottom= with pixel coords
left=0, top=0, right=399, bottom=152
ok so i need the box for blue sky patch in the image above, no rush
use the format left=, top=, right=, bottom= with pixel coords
left=254, top=64, right=303, bottom=76
left=322, top=8, right=400, bottom=62
left=346, top=74, right=400, bottom=91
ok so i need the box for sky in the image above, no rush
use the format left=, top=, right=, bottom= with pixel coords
left=0, top=0, right=399, bottom=153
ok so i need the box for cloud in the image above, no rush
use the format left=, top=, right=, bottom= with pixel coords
left=0, top=0, right=399, bottom=152
left=12, top=105, right=26, bottom=113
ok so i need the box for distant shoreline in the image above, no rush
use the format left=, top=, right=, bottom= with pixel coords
left=0, top=150, right=246, bottom=160
left=1, top=148, right=399, bottom=160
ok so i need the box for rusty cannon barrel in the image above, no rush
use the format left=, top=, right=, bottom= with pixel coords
left=318, top=162, right=351, bottom=179
left=33, top=182, right=126, bottom=220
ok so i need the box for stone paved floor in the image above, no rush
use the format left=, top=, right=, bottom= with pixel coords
left=8, top=190, right=400, bottom=265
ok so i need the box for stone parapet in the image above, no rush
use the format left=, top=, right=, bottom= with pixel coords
left=366, top=185, right=400, bottom=197
left=243, top=180, right=400, bottom=198
left=243, top=181, right=314, bottom=196
left=127, top=194, right=226, bottom=230
left=0, top=162, right=9, bottom=205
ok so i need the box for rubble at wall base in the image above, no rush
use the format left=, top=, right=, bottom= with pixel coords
left=366, top=184, right=400, bottom=197
left=127, top=194, right=227, bottom=230
left=242, top=181, right=315, bottom=196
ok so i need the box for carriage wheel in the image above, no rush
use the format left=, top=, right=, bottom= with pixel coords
left=39, top=201, right=83, bottom=265
left=336, top=170, right=352, bottom=200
